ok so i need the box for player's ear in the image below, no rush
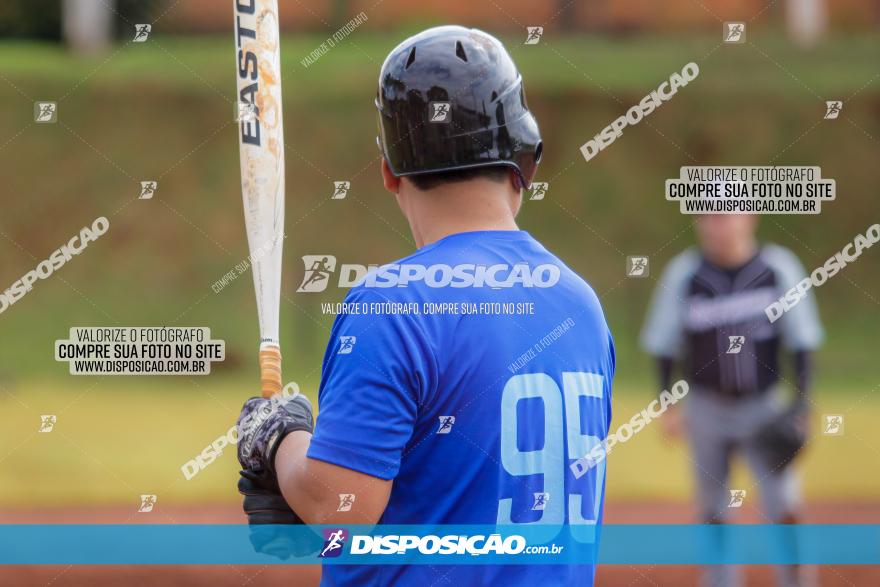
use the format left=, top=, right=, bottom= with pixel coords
left=508, top=168, right=521, bottom=191
left=508, top=168, right=524, bottom=216
left=381, top=158, right=401, bottom=195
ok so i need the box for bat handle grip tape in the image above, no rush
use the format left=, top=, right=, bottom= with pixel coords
left=259, top=345, right=282, bottom=398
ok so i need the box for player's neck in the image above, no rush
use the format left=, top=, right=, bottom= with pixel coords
left=705, top=238, right=758, bottom=269
left=401, top=179, right=521, bottom=248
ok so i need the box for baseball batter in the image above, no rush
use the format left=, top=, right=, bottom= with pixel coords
left=641, top=214, right=823, bottom=587
left=235, top=26, right=615, bottom=586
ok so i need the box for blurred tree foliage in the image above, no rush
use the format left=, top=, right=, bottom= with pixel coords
left=0, top=0, right=164, bottom=40
left=0, top=0, right=61, bottom=40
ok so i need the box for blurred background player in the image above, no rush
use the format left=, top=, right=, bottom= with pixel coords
left=640, top=214, right=823, bottom=587
left=235, top=26, right=615, bottom=586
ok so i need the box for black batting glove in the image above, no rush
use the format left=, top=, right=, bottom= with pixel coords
left=238, top=467, right=303, bottom=524
left=236, top=393, right=314, bottom=530
left=237, top=393, right=314, bottom=473
left=238, top=467, right=323, bottom=559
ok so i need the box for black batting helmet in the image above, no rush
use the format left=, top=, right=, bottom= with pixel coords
left=375, top=25, right=543, bottom=188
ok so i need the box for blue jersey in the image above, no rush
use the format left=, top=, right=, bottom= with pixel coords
left=307, top=230, right=615, bottom=586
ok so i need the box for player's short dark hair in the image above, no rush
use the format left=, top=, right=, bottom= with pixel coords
left=404, top=165, right=510, bottom=191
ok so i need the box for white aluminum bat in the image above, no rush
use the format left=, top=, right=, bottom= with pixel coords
left=234, top=0, right=285, bottom=397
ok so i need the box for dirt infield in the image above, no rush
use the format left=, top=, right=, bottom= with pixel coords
left=1, top=501, right=877, bottom=586
left=598, top=501, right=880, bottom=587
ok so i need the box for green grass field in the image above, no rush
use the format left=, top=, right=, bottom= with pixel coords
left=1, top=379, right=876, bottom=505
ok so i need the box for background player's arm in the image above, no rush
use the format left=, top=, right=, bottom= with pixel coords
left=640, top=251, right=699, bottom=438
left=763, top=245, right=823, bottom=408
left=656, top=356, right=675, bottom=393
left=793, top=350, right=812, bottom=407
left=274, top=431, right=392, bottom=525
left=640, top=250, right=698, bottom=366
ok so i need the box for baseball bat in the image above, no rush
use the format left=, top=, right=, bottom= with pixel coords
left=234, top=0, right=286, bottom=398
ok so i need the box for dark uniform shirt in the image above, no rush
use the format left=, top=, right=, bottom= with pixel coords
left=641, top=245, right=822, bottom=396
